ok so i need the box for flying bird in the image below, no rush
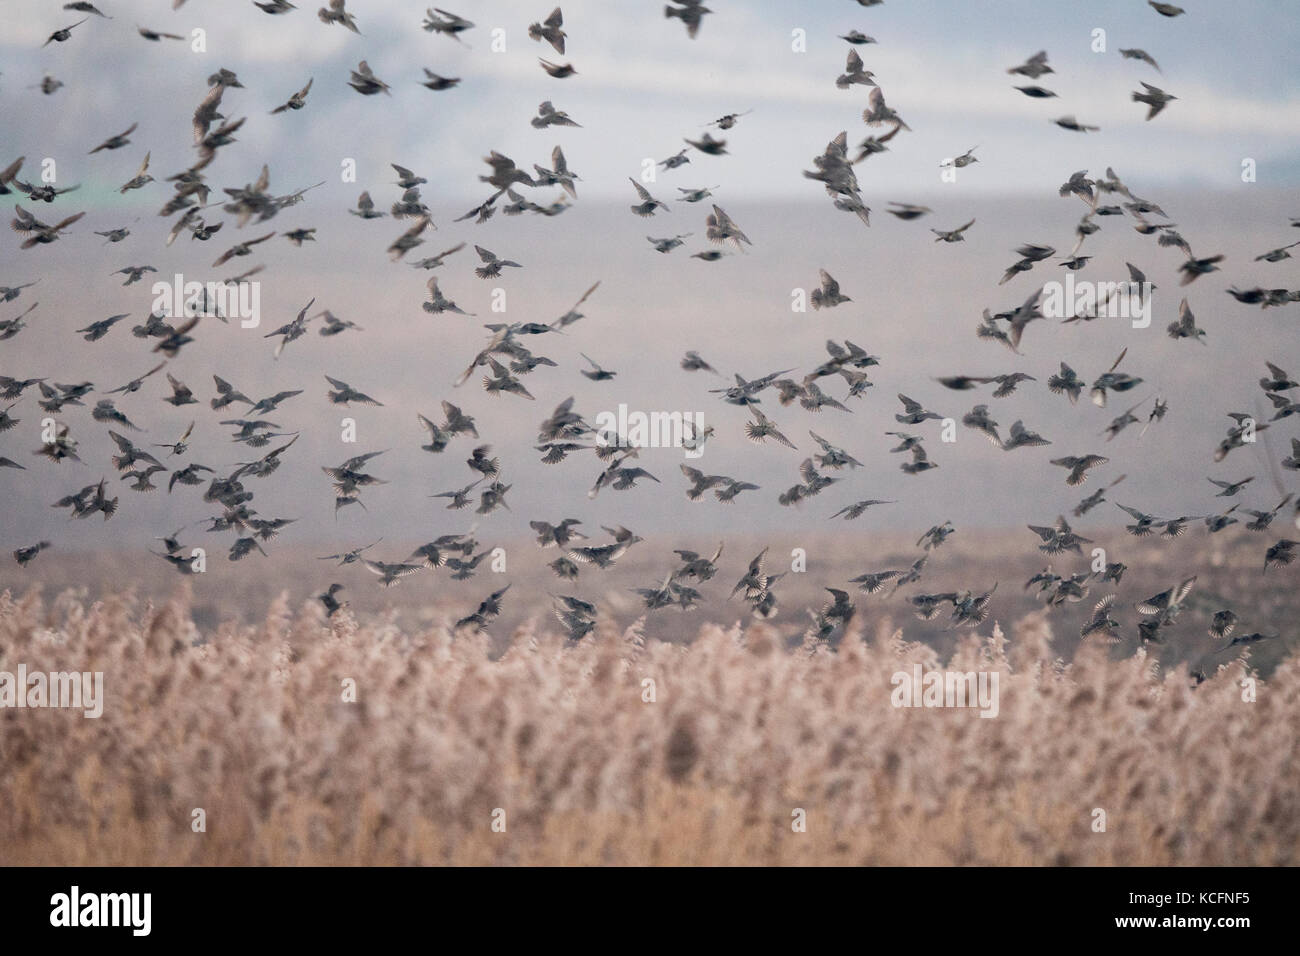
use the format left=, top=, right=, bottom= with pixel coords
left=528, top=7, right=566, bottom=53
left=665, top=0, right=711, bottom=39
left=1132, top=82, right=1176, bottom=120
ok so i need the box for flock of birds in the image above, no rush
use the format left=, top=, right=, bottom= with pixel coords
left=3, top=2, right=1298, bottom=666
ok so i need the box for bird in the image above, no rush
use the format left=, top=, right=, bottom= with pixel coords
left=12, top=206, right=87, bottom=248
left=137, top=26, right=185, bottom=42
left=532, top=100, right=580, bottom=129
left=709, top=110, right=752, bottom=129
left=918, top=521, right=956, bottom=551
left=211, top=231, right=275, bottom=268
left=1090, top=349, right=1143, bottom=407
left=75, top=313, right=129, bottom=342
left=1028, top=516, right=1091, bottom=555
left=106, top=362, right=166, bottom=396
left=319, top=0, right=360, bottom=32
left=538, top=58, right=577, bottom=78
left=932, top=219, right=976, bottom=242
left=325, top=376, right=383, bottom=407
left=1002, top=420, right=1051, bottom=451
left=1119, top=48, right=1161, bottom=72
left=941, top=147, right=979, bottom=169
left=1282, top=439, right=1300, bottom=471
left=284, top=228, right=316, bottom=247
left=676, top=348, right=717, bottom=374
left=1052, top=116, right=1100, bottom=133
left=420, top=69, right=461, bottom=91
left=1102, top=401, right=1148, bottom=442
left=895, top=394, right=942, bottom=425
left=579, top=353, right=616, bottom=381
left=949, top=585, right=997, bottom=629
left=528, top=7, right=566, bottom=53
left=568, top=526, right=642, bottom=569
left=262, top=299, right=316, bottom=358
left=1264, top=540, right=1297, bottom=572
left=482, top=358, right=534, bottom=400
left=532, top=146, right=580, bottom=199
left=658, top=149, right=690, bottom=171
left=992, top=373, right=1036, bottom=398
left=409, top=243, right=466, bottom=271
left=14, top=541, right=51, bottom=567
left=364, top=559, right=423, bottom=587
left=531, top=519, right=587, bottom=550
left=1137, top=577, right=1198, bottom=623
left=316, top=584, right=347, bottom=617
left=117, top=152, right=153, bottom=194
left=1178, top=253, right=1225, bottom=285
left=810, top=270, right=850, bottom=309
left=432, top=478, right=483, bottom=510
left=1254, top=240, right=1300, bottom=263
left=744, top=408, right=796, bottom=449
left=1148, top=1, right=1185, bottom=17
left=423, top=7, right=474, bottom=42
left=271, top=78, right=313, bottom=114
left=1132, top=82, right=1176, bottom=120
left=553, top=594, right=597, bottom=641
left=887, top=202, right=932, bottom=221
left=863, top=86, right=910, bottom=129
left=122, top=464, right=168, bottom=492
left=1008, top=51, right=1053, bottom=79
left=318, top=538, right=383, bottom=568
left=836, top=49, right=876, bottom=89
left=808, top=432, right=861, bottom=469
left=456, top=585, right=511, bottom=631
left=705, top=205, right=751, bottom=248
left=0, top=158, right=27, bottom=196
left=665, top=0, right=711, bottom=39
left=1241, top=495, right=1294, bottom=531
left=629, top=178, right=668, bottom=217
left=679, top=465, right=729, bottom=502
left=1050, top=454, right=1109, bottom=486
left=473, top=245, right=523, bottom=279
left=424, top=277, right=473, bottom=316
left=962, top=405, right=1002, bottom=446
left=318, top=311, right=361, bottom=337
left=685, top=132, right=728, bottom=155
left=44, top=18, right=90, bottom=47
left=348, top=61, right=390, bottom=96
left=1081, top=595, right=1122, bottom=643
left=830, top=499, right=895, bottom=521
left=1047, top=363, right=1084, bottom=404
left=1208, top=476, right=1254, bottom=498
left=649, top=234, right=692, bottom=253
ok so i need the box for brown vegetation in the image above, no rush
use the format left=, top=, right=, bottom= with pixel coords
left=2, top=584, right=1295, bottom=865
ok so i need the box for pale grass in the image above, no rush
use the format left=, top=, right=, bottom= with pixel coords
left=1, top=585, right=1295, bottom=866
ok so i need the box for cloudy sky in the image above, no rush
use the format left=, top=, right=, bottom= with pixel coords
left=5, top=0, right=1300, bottom=204
left=1, top=0, right=1297, bottom=558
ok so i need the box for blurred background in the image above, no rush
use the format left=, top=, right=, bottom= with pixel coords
left=0, top=0, right=1296, bottom=652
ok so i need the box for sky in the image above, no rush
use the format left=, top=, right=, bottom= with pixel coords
left=3, top=0, right=1300, bottom=205
left=0, top=0, right=1298, bottom=559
